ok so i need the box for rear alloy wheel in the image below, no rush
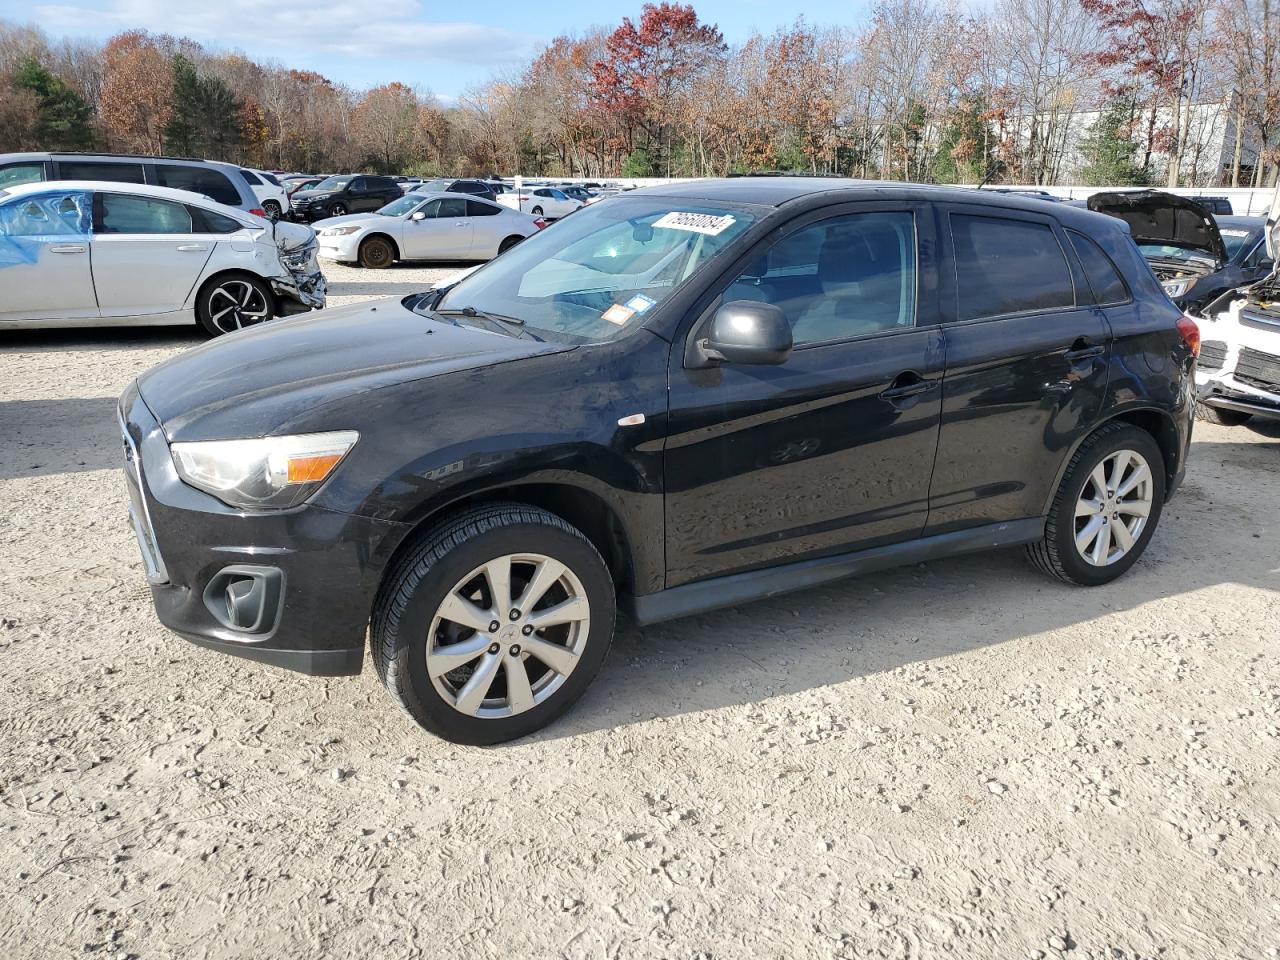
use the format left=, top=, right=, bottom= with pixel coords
left=1026, top=423, right=1165, bottom=586
left=197, top=275, right=275, bottom=336
left=373, top=504, right=615, bottom=744
left=497, top=235, right=523, bottom=255
left=262, top=200, right=282, bottom=221
left=329, top=202, right=348, bottom=217
left=358, top=236, right=395, bottom=269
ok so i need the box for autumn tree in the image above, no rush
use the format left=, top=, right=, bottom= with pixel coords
left=353, top=82, right=423, bottom=171
left=100, top=31, right=175, bottom=153
left=12, top=57, right=94, bottom=149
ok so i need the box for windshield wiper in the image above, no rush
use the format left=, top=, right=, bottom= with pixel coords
left=438, top=306, right=541, bottom=341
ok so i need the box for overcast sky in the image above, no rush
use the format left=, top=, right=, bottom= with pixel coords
left=7, top=0, right=878, bottom=99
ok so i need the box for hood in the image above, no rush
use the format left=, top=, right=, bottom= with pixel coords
left=312, top=213, right=380, bottom=230
left=136, top=298, right=573, bottom=441
left=1088, top=190, right=1228, bottom=266
left=291, top=189, right=333, bottom=202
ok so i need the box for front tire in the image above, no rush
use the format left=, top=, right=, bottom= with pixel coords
left=1196, top=401, right=1250, bottom=426
left=358, top=236, right=395, bottom=269
left=196, top=274, right=275, bottom=336
left=329, top=202, right=348, bottom=217
left=1026, top=423, right=1165, bottom=586
left=373, top=504, right=616, bottom=745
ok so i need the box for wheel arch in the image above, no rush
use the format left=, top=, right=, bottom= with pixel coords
left=377, top=481, right=638, bottom=607
left=360, top=231, right=401, bottom=262
left=191, top=268, right=272, bottom=316
left=1041, top=406, right=1183, bottom=515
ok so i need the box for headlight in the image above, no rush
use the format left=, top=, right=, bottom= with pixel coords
left=171, top=431, right=358, bottom=509
left=320, top=225, right=361, bottom=237
left=1162, top=277, right=1198, bottom=298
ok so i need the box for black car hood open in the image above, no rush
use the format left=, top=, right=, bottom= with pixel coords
left=137, top=298, right=573, bottom=441
left=1087, top=191, right=1228, bottom=266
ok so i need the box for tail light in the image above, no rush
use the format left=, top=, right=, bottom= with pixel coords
left=250, top=208, right=267, bottom=218
left=1176, top=313, right=1201, bottom=357
left=533, top=217, right=549, bottom=230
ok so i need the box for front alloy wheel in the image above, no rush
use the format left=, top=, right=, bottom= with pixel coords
left=373, top=504, right=616, bottom=744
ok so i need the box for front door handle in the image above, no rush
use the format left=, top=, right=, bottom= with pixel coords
left=48, top=243, right=86, bottom=254
left=1065, top=338, right=1106, bottom=362
left=879, top=371, right=936, bottom=401
left=176, top=243, right=209, bottom=252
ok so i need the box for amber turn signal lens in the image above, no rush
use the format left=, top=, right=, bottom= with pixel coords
left=287, top=453, right=343, bottom=483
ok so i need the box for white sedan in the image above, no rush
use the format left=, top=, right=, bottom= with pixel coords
left=0, top=180, right=325, bottom=336
left=496, top=186, right=584, bottom=219
left=313, top=192, right=545, bottom=268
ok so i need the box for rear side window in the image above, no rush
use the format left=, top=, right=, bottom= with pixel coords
left=0, top=161, right=46, bottom=187
left=951, top=214, right=1075, bottom=320
left=239, top=169, right=263, bottom=185
left=98, top=194, right=192, bottom=234
left=1068, top=230, right=1129, bottom=305
left=154, top=164, right=241, bottom=206
left=190, top=207, right=244, bottom=233
left=466, top=199, right=500, bottom=216
left=436, top=197, right=467, bottom=218
left=260, top=172, right=281, bottom=186
left=369, top=177, right=395, bottom=190
left=58, top=160, right=146, bottom=183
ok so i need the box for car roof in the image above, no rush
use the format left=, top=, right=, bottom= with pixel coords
left=629, top=177, right=1130, bottom=233
left=0, top=179, right=254, bottom=213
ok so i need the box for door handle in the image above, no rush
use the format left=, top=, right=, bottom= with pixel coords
left=1065, top=338, right=1106, bottom=362
left=48, top=243, right=86, bottom=254
left=879, top=372, right=936, bottom=401
left=176, top=243, right=209, bottom=252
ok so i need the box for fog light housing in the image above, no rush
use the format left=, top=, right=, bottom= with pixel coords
left=202, top=565, right=284, bottom=635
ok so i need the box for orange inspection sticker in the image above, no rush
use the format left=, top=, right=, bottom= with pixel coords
left=602, top=304, right=636, bottom=325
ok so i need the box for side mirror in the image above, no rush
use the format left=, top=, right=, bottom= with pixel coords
left=1258, top=258, right=1275, bottom=271
left=698, top=300, right=792, bottom=365
left=410, top=211, right=429, bottom=221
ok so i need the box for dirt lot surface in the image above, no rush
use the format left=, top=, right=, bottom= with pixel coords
left=2, top=261, right=1278, bottom=959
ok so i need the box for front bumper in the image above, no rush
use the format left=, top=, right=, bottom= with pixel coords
left=317, top=234, right=360, bottom=262
left=119, top=383, right=410, bottom=676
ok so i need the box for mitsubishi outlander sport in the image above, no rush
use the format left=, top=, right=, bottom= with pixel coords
left=121, top=179, right=1198, bottom=744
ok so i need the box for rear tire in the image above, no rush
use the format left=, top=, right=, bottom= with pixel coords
left=1026, top=423, right=1165, bottom=586
left=358, top=236, right=396, bottom=269
left=196, top=273, right=275, bottom=336
left=372, top=504, right=616, bottom=745
left=1196, top=401, right=1250, bottom=426
left=531, top=205, right=544, bottom=216
left=262, top=200, right=282, bottom=221
left=497, top=235, right=523, bottom=255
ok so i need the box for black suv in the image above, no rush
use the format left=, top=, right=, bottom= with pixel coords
left=290, top=174, right=402, bottom=221
left=414, top=178, right=498, bottom=202
left=122, top=179, right=1197, bottom=744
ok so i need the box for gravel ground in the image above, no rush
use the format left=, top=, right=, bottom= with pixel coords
left=2, top=262, right=1278, bottom=958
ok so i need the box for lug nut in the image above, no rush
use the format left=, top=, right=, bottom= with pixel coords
left=488, top=620, right=500, bottom=633
left=509, top=609, right=521, bottom=621
left=509, top=644, right=521, bottom=656
left=522, top=625, right=533, bottom=636
left=487, top=642, right=500, bottom=655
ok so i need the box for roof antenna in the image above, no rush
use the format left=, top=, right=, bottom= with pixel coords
left=976, top=159, right=1007, bottom=190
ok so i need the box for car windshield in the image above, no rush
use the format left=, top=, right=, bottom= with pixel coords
left=1218, top=228, right=1258, bottom=261
left=418, top=179, right=452, bottom=192
left=377, top=195, right=424, bottom=217
left=430, top=197, right=758, bottom=343
left=312, top=176, right=352, bottom=192
left=1136, top=242, right=1220, bottom=265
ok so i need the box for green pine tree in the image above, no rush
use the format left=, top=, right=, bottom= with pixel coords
left=933, top=96, right=991, bottom=185
left=165, top=54, right=243, bottom=159
left=12, top=58, right=94, bottom=150
left=1077, top=99, right=1148, bottom=187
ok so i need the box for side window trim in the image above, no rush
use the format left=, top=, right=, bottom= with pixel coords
left=941, top=206, right=1081, bottom=324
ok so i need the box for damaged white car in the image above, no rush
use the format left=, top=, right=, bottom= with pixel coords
left=0, top=180, right=325, bottom=336
left=1196, top=183, right=1280, bottom=426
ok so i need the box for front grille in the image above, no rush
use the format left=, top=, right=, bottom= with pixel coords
left=1236, top=346, right=1280, bottom=391
left=1199, top=340, right=1227, bottom=371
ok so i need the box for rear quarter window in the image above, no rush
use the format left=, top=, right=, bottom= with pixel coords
left=1067, top=230, right=1130, bottom=305
left=951, top=214, right=1075, bottom=320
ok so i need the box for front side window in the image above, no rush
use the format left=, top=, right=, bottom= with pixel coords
left=98, top=194, right=193, bottom=234
left=951, top=214, right=1075, bottom=320
left=719, top=211, right=917, bottom=345
left=58, top=160, right=145, bottom=183
left=432, top=197, right=757, bottom=343
left=0, top=191, right=91, bottom=237
left=155, top=165, right=240, bottom=206
left=0, top=162, right=46, bottom=188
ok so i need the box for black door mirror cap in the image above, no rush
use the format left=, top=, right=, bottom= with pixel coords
left=698, top=300, right=793, bottom=366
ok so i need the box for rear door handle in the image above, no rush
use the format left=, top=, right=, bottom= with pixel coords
left=176, top=243, right=209, bottom=252
left=49, top=243, right=86, bottom=254
left=879, top=372, right=937, bottom=401
left=1065, top=338, right=1106, bottom=362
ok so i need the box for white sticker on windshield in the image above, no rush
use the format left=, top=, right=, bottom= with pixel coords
left=625, top=294, right=656, bottom=313
left=653, top=211, right=737, bottom=235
